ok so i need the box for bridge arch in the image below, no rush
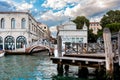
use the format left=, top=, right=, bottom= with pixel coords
left=26, top=45, right=52, bottom=55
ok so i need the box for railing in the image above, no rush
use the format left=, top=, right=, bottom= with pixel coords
left=64, top=42, right=118, bottom=54
left=26, top=39, right=54, bottom=49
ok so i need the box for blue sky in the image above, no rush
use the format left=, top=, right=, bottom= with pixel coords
left=0, top=0, right=120, bottom=37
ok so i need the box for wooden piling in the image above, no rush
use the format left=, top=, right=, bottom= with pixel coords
left=76, top=43, right=78, bottom=54
left=57, top=36, right=62, bottom=57
left=103, top=28, right=113, bottom=79
left=78, top=67, right=88, bottom=78
left=64, top=65, right=69, bottom=75
left=118, top=30, right=120, bottom=66
left=57, top=64, right=63, bottom=76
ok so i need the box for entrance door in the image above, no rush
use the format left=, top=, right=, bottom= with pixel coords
left=16, top=36, right=26, bottom=48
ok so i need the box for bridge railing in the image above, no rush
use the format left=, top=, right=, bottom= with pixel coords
left=26, top=39, right=54, bottom=49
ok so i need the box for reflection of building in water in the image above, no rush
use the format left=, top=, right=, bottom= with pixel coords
left=57, top=21, right=88, bottom=48
left=0, top=12, right=49, bottom=50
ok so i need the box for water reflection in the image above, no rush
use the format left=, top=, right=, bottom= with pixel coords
left=0, top=52, right=102, bottom=80
left=0, top=52, right=57, bottom=80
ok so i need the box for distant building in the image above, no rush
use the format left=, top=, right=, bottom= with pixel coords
left=57, top=21, right=88, bottom=48
left=0, top=12, right=47, bottom=50
left=38, top=23, right=51, bottom=40
left=89, top=22, right=102, bottom=34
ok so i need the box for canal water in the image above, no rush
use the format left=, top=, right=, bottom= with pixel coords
left=0, top=51, right=94, bottom=80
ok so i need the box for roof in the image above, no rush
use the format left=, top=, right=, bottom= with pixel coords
left=90, top=22, right=99, bottom=24
left=63, top=21, right=76, bottom=26
left=58, top=21, right=76, bottom=30
left=0, top=11, right=37, bottom=22
left=0, top=11, right=28, bottom=14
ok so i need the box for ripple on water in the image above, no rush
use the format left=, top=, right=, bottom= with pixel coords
left=0, top=53, right=57, bottom=80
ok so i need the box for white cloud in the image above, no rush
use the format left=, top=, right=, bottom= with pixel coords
left=16, top=2, right=33, bottom=11
left=42, top=0, right=120, bottom=19
left=0, top=0, right=34, bottom=11
left=49, top=26, right=57, bottom=32
left=40, top=10, right=65, bottom=21
left=39, top=0, right=120, bottom=29
left=42, top=0, right=66, bottom=10
left=30, top=0, right=36, bottom=4
left=42, top=0, right=80, bottom=10
left=64, top=4, right=82, bottom=18
left=49, top=26, right=57, bottom=38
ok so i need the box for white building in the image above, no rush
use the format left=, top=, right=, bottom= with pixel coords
left=89, top=22, right=102, bottom=34
left=57, top=21, right=88, bottom=47
left=0, top=12, right=46, bottom=50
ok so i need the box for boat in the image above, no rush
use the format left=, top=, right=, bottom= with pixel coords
left=0, top=51, right=5, bottom=57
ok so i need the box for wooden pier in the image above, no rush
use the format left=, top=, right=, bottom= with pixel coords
left=51, top=28, right=120, bottom=79
left=51, top=56, right=105, bottom=68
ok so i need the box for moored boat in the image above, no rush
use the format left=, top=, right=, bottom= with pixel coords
left=0, top=50, right=5, bottom=57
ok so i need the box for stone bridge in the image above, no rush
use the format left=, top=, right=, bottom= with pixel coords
left=25, top=39, right=54, bottom=55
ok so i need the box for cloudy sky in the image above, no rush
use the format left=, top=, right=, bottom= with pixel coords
left=0, top=0, right=120, bottom=37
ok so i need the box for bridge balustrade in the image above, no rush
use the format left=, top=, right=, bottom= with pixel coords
left=26, top=39, right=54, bottom=50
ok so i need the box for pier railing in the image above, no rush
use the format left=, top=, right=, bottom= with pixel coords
left=64, top=41, right=118, bottom=55
left=64, top=42, right=106, bottom=54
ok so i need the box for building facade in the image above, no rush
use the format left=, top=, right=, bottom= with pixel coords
left=38, top=23, right=51, bottom=40
left=89, top=22, right=102, bottom=34
left=57, top=21, right=88, bottom=49
left=0, top=12, right=46, bottom=50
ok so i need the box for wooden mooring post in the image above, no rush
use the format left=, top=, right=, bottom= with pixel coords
left=57, top=36, right=64, bottom=75
left=103, top=28, right=113, bottom=79
left=118, top=30, right=120, bottom=66
left=57, top=36, right=62, bottom=57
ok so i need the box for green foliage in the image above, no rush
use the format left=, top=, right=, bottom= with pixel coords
left=88, top=29, right=98, bottom=43
left=98, top=10, right=120, bottom=38
left=72, top=16, right=97, bottom=42
left=97, top=29, right=103, bottom=38
left=100, top=10, right=120, bottom=28
left=105, top=23, right=120, bottom=33
left=72, top=16, right=89, bottom=29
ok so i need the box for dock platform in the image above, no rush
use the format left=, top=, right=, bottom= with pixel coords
left=51, top=53, right=106, bottom=68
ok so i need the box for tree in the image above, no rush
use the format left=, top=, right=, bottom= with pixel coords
left=72, top=16, right=97, bottom=42
left=72, top=16, right=89, bottom=29
left=100, top=10, right=120, bottom=28
left=88, top=29, right=98, bottom=43
left=105, top=23, right=120, bottom=33
left=98, top=10, right=120, bottom=38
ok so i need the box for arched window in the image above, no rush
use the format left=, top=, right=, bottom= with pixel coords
left=0, top=36, right=3, bottom=50
left=11, top=18, right=15, bottom=29
left=21, top=18, right=26, bottom=29
left=1, top=18, right=5, bottom=29
left=16, top=36, right=26, bottom=48
left=4, top=36, right=15, bottom=50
